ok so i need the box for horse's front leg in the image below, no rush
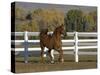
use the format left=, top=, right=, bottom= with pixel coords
left=48, top=49, right=54, bottom=64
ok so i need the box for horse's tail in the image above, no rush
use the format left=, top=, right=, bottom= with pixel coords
left=40, top=29, right=48, bottom=37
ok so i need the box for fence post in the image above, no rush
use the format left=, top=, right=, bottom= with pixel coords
left=74, top=31, right=79, bottom=62
left=24, top=31, right=28, bottom=63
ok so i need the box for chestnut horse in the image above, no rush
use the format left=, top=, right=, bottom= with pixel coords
left=40, top=24, right=66, bottom=63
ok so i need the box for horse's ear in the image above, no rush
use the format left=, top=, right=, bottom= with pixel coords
left=62, top=24, right=64, bottom=26
left=61, top=24, right=64, bottom=27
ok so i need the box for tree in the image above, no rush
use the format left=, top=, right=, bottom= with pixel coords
left=32, top=8, right=64, bottom=31
left=15, top=8, right=65, bottom=32
left=15, top=7, right=26, bottom=20
left=85, top=11, right=97, bottom=32
left=64, top=9, right=86, bottom=32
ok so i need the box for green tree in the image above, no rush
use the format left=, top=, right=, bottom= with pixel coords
left=64, top=9, right=86, bottom=32
left=85, top=11, right=97, bottom=32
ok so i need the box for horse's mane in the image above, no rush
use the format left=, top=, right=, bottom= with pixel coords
left=40, top=25, right=63, bottom=38
left=53, top=25, right=63, bottom=35
left=40, top=28, right=48, bottom=37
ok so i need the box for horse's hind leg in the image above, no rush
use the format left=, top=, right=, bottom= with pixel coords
left=48, top=49, right=54, bottom=64
left=40, top=46, right=45, bottom=63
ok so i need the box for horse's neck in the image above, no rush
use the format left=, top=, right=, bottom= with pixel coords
left=53, top=31, right=61, bottom=40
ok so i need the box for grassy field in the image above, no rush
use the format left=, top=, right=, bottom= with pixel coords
left=15, top=54, right=97, bottom=73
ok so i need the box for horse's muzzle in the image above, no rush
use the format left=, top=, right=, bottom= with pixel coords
left=62, top=31, right=67, bottom=38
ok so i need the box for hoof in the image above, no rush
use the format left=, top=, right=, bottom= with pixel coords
left=60, top=59, right=64, bottom=63
left=59, top=58, right=64, bottom=63
left=51, top=61, right=55, bottom=64
left=61, top=58, right=64, bottom=62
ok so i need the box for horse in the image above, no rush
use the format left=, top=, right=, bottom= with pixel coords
left=40, top=24, right=66, bottom=63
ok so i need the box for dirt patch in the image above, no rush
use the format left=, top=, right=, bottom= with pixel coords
left=15, top=62, right=97, bottom=73
left=15, top=55, right=97, bottom=73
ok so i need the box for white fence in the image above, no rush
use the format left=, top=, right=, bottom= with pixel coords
left=11, top=31, right=97, bottom=63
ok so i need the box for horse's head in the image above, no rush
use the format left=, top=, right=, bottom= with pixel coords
left=56, top=24, right=67, bottom=37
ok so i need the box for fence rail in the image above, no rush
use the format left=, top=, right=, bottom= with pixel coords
left=11, top=31, right=97, bottom=63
